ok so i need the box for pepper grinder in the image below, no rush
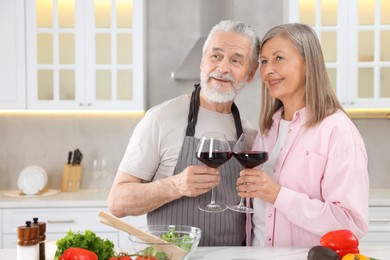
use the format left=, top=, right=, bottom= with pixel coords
left=17, top=220, right=39, bottom=260
left=32, top=217, right=46, bottom=260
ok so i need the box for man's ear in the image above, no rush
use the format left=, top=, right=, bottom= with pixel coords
left=247, top=62, right=260, bottom=83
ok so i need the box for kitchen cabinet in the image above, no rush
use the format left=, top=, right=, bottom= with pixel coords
left=0, top=0, right=26, bottom=110
left=0, top=0, right=144, bottom=111
left=25, top=0, right=145, bottom=111
left=2, top=207, right=118, bottom=249
left=0, top=190, right=147, bottom=250
left=286, top=0, right=390, bottom=109
left=360, top=206, right=390, bottom=245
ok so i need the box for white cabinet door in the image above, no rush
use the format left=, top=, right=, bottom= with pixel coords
left=360, top=206, right=390, bottom=245
left=0, top=0, right=26, bottom=109
left=25, top=0, right=145, bottom=111
left=287, top=0, right=390, bottom=109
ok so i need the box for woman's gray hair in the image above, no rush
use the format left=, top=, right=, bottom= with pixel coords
left=259, top=23, right=345, bottom=132
left=203, top=20, right=260, bottom=71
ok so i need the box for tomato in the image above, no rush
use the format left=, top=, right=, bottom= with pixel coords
left=59, top=248, right=98, bottom=260
left=135, top=256, right=157, bottom=260
left=108, top=254, right=132, bottom=260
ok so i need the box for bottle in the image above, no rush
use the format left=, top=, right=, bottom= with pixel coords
left=32, top=217, right=46, bottom=260
left=17, top=220, right=39, bottom=260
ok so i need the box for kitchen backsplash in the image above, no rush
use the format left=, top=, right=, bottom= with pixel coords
left=0, top=113, right=389, bottom=190
left=0, top=113, right=144, bottom=191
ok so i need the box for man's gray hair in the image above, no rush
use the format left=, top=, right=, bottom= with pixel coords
left=202, top=20, right=260, bottom=70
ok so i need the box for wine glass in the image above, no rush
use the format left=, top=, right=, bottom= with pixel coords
left=228, top=132, right=269, bottom=213
left=196, top=132, right=232, bottom=213
left=92, top=159, right=107, bottom=192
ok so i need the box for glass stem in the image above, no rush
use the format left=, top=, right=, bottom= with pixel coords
left=238, top=198, right=245, bottom=207
left=210, top=188, right=216, bottom=205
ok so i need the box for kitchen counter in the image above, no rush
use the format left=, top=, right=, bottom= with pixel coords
left=0, top=244, right=389, bottom=260
left=1, top=188, right=389, bottom=207
left=0, top=189, right=109, bottom=208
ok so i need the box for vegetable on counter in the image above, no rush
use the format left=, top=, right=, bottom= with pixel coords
left=320, top=229, right=360, bottom=258
left=59, top=248, right=98, bottom=260
left=307, top=245, right=340, bottom=260
left=342, top=253, right=379, bottom=260
left=54, top=230, right=115, bottom=260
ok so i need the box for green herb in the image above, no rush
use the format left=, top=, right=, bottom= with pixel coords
left=140, top=246, right=170, bottom=260
left=161, top=227, right=192, bottom=251
left=54, top=230, right=115, bottom=260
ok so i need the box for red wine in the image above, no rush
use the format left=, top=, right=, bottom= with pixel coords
left=196, top=151, right=232, bottom=168
left=233, top=151, right=268, bottom=168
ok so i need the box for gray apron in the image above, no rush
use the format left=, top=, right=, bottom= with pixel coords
left=147, top=84, right=246, bottom=246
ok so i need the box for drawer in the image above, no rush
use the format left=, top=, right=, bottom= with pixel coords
left=2, top=231, right=118, bottom=249
left=360, top=231, right=390, bottom=245
left=2, top=207, right=112, bottom=234
left=368, top=206, right=390, bottom=232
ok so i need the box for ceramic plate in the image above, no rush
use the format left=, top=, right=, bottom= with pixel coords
left=17, top=166, right=48, bottom=195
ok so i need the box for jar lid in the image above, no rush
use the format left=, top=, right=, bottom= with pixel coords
left=17, top=221, right=39, bottom=246
left=32, top=217, right=46, bottom=241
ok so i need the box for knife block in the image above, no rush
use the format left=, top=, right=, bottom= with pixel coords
left=61, top=164, right=83, bottom=192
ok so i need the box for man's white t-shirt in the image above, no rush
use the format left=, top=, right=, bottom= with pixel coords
left=119, top=94, right=254, bottom=181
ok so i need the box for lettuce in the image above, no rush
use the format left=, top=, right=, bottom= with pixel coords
left=54, top=230, right=115, bottom=260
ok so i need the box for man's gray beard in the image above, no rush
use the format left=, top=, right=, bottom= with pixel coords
left=200, top=74, right=245, bottom=103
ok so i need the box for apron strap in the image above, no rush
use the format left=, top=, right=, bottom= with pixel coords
left=186, top=83, right=243, bottom=139
left=186, top=84, right=201, bottom=137
left=231, top=102, right=243, bottom=140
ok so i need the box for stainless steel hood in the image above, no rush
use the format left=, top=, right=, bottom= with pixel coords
left=171, top=0, right=233, bottom=80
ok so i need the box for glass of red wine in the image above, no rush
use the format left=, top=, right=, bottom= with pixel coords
left=228, top=132, right=268, bottom=213
left=196, top=132, right=232, bottom=213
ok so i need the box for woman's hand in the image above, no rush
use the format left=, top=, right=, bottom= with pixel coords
left=236, top=168, right=281, bottom=204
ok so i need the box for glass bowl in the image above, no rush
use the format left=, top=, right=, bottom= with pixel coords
left=128, top=225, right=201, bottom=260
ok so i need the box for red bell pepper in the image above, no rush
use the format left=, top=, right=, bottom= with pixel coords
left=320, top=229, right=360, bottom=258
left=59, top=247, right=98, bottom=260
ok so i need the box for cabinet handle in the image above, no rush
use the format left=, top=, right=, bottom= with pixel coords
left=47, top=219, right=75, bottom=224
left=369, top=218, right=390, bottom=223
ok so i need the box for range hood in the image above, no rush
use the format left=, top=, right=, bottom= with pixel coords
left=171, top=0, right=233, bottom=80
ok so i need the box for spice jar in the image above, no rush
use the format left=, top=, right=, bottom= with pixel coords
left=17, top=220, right=39, bottom=260
left=32, top=217, right=46, bottom=260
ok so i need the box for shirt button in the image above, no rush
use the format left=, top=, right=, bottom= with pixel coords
left=296, top=112, right=300, bottom=116
left=267, top=236, right=272, bottom=241
left=273, top=169, right=276, bottom=173
left=288, top=129, right=292, bottom=133
left=268, top=213, right=272, bottom=218
left=306, top=151, right=309, bottom=155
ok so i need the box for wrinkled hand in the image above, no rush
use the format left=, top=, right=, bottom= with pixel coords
left=172, top=165, right=220, bottom=197
left=236, top=168, right=281, bottom=204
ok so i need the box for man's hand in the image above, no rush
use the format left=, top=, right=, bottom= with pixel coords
left=172, top=165, right=220, bottom=197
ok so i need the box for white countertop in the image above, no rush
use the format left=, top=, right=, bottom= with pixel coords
left=1, top=188, right=389, bottom=208
left=0, top=189, right=109, bottom=208
left=0, top=245, right=389, bottom=260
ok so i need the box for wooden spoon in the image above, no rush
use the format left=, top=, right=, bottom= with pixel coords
left=98, top=211, right=187, bottom=260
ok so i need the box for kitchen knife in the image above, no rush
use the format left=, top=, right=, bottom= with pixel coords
left=67, top=151, right=72, bottom=165
left=72, top=149, right=78, bottom=165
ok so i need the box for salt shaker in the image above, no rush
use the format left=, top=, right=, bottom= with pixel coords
left=17, top=220, right=39, bottom=260
left=32, top=217, right=46, bottom=260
